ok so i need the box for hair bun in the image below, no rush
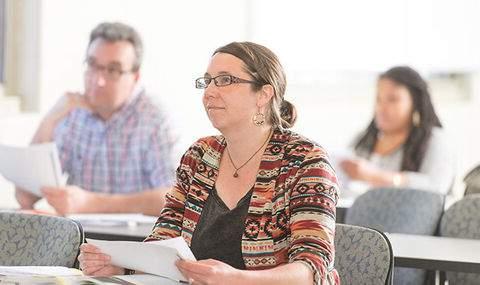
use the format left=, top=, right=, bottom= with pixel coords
left=280, top=100, right=297, bottom=128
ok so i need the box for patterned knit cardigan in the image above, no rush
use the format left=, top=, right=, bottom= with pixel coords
left=145, top=128, right=340, bottom=284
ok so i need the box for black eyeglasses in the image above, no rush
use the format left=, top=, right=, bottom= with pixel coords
left=84, top=59, right=136, bottom=81
left=195, top=75, right=258, bottom=89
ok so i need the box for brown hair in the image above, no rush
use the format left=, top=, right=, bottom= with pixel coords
left=214, top=42, right=297, bottom=129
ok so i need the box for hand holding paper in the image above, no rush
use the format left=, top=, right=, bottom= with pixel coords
left=86, top=237, right=196, bottom=282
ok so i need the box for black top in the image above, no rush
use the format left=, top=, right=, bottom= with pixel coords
left=190, top=187, right=253, bottom=269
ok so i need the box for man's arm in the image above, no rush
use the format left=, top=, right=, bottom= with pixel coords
left=93, top=187, right=170, bottom=216
left=32, top=92, right=90, bottom=143
left=41, top=186, right=170, bottom=216
left=31, top=116, right=60, bottom=144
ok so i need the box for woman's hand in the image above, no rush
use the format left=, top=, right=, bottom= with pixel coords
left=176, top=259, right=243, bottom=285
left=341, top=158, right=403, bottom=187
left=340, top=158, right=375, bottom=181
left=78, top=243, right=124, bottom=276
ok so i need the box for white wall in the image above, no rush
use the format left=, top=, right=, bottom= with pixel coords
left=249, top=0, right=480, bottom=73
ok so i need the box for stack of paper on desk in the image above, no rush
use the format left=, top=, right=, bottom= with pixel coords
left=0, top=266, right=82, bottom=276
left=0, top=143, right=66, bottom=196
left=0, top=274, right=179, bottom=285
left=0, top=266, right=178, bottom=284
left=87, top=237, right=196, bottom=283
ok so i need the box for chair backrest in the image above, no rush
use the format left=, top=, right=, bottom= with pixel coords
left=464, top=165, right=480, bottom=195
left=440, top=195, right=480, bottom=285
left=335, top=223, right=394, bottom=285
left=344, top=188, right=445, bottom=285
left=0, top=212, right=84, bottom=267
left=345, top=188, right=444, bottom=235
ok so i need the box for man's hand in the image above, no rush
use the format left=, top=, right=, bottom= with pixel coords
left=41, top=185, right=96, bottom=216
left=45, top=92, right=91, bottom=123
left=15, top=187, right=41, bottom=209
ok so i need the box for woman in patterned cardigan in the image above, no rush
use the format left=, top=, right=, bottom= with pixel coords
left=79, top=42, right=340, bottom=285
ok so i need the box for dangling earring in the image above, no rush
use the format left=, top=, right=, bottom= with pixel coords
left=253, top=112, right=265, bottom=126
left=412, top=111, right=421, bottom=127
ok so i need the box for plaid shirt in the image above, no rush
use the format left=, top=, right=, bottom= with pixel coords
left=53, top=89, right=176, bottom=194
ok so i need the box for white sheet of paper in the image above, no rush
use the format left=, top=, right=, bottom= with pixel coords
left=0, top=266, right=82, bottom=276
left=87, top=237, right=196, bottom=282
left=68, top=213, right=158, bottom=227
left=0, top=143, right=65, bottom=196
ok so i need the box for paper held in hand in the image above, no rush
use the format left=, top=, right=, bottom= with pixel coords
left=87, top=237, right=196, bottom=283
left=0, top=143, right=67, bottom=196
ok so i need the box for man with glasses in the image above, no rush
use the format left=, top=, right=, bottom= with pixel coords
left=15, top=22, right=176, bottom=216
